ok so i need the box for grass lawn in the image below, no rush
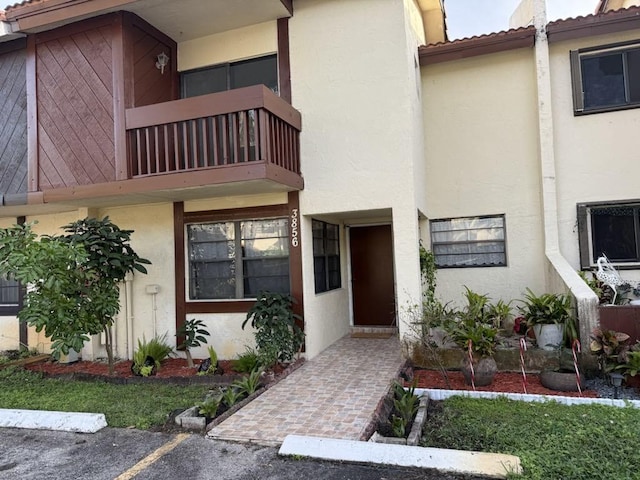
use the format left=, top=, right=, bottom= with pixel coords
left=0, top=367, right=210, bottom=429
left=422, top=396, right=640, bottom=480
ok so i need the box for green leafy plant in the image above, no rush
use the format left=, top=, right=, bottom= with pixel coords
left=616, top=350, right=640, bottom=377
left=139, top=365, right=154, bottom=377
left=177, top=319, right=210, bottom=368
left=445, top=287, right=499, bottom=358
left=486, top=299, right=512, bottom=330
left=220, top=386, right=244, bottom=408
left=419, top=243, right=437, bottom=303
left=391, top=415, right=407, bottom=438
left=518, top=289, right=572, bottom=326
left=132, top=334, right=173, bottom=375
left=232, top=348, right=261, bottom=373
left=589, top=328, right=631, bottom=373
left=197, top=346, right=219, bottom=375
left=0, top=218, right=150, bottom=375
left=198, top=396, right=221, bottom=419
left=389, top=381, right=419, bottom=438
left=242, top=292, right=305, bottom=369
left=232, top=368, right=263, bottom=396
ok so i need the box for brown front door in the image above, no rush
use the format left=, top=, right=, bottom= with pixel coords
left=350, top=225, right=396, bottom=326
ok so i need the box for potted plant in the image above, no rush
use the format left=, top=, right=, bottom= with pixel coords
left=518, top=289, right=571, bottom=351
left=447, top=288, right=499, bottom=386
left=589, top=328, right=631, bottom=375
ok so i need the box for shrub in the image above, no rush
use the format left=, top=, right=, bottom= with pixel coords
left=132, top=334, right=173, bottom=375
left=242, top=292, right=304, bottom=368
left=233, top=348, right=260, bottom=373
left=232, top=369, right=263, bottom=396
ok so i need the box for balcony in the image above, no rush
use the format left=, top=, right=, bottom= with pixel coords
left=38, top=86, right=302, bottom=209
left=125, top=85, right=302, bottom=186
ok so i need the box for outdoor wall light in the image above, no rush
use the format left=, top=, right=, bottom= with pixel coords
left=155, top=52, right=169, bottom=74
left=609, top=372, right=624, bottom=399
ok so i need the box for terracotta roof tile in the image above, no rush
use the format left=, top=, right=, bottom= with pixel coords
left=419, top=26, right=536, bottom=66
left=547, top=4, right=640, bottom=27
left=547, top=5, right=640, bottom=43
left=423, top=25, right=535, bottom=49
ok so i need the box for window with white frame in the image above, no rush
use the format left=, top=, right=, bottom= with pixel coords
left=430, top=215, right=506, bottom=268
left=578, top=202, right=640, bottom=268
left=187, top=218, right=289, bottom=300
left=312, top=220, right=341, bottom=293
left=571, top=41, right=640, bottom=114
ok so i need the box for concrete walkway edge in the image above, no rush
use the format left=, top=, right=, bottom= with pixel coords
left=0, top=408, right=107, bottom=433
left=279, top=435, right=522, bottom=479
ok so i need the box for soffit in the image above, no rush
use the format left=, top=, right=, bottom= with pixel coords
left=3, top=0, right=290, bottom=40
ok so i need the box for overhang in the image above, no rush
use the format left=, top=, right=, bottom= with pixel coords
left=418, top=26, right=535, bottom=66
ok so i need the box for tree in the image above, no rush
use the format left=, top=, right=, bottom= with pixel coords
left=0, top=218, right=150, bottom=375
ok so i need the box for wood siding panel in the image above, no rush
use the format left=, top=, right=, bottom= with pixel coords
left=36, top=25, right=115, bottom=189
left=131, top=24, right=173, bottom=107
left=0, top=47, right=27, bottom=196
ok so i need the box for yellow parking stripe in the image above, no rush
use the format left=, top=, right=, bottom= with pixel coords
left=114, top=433, right=190, bottom=480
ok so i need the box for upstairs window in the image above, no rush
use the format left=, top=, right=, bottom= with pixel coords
left=430, top=215, right=507, bottom=268
left=181, top=55, right=278, bottom=98
left=571, top=42, right=640, bottom=114
left=312, top=220, right=341, bottom=293
left=578, top=202, right=640, bottom=268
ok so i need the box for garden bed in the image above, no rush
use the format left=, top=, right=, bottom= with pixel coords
left=409, top=369, right=597, bottom=397
left=23, top=358, right=292, bottom=386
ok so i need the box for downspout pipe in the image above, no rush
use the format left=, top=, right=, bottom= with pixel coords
left=125, top=272, right=134, bottom=360
left=532, top=0, right=598, bottom=348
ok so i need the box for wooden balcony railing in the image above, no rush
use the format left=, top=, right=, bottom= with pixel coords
left=124, top=85, right=301, bottom=179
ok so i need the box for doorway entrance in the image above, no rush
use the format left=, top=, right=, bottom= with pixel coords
left=349, top=225, right=396, bottom=326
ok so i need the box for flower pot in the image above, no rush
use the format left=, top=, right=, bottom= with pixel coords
left=532, top=324, right=563, bottom=350
left=539, top=369, right=583, bottom=392
left=461, top=356, right=497, bottom=387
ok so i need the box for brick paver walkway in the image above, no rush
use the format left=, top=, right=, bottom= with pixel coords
left=207, top=335, right=404, bottom=446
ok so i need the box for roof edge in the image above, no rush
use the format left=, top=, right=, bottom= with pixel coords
left=418, top=26, right=536, bottom=66
left=547, top=5, right=640, bottom=43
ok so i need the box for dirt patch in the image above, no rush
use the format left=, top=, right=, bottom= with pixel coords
left=23, top=358, right=251, bottom=386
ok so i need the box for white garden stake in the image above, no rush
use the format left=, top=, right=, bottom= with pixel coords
left=468, top=341, right=476, bottom=391
left=572, top=339, right=582, bottom=397
left=519, top=337, right=528, bottom=394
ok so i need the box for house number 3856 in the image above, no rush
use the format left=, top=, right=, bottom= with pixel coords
left=291, top=208, right=299, bottom=248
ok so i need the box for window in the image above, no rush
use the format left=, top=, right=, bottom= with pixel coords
left=187, top=217, right=289, bottom=300
left=0, top=274, right=21, bottom=315
left=571, top=42, right=640, bottom=114
left=577, top=202, right=640, bottom=268
left=312, top=220, right=341, bottom=293
left=181, top=55, right=278, bottom=99
left=430, top=215, right=506, bottom=268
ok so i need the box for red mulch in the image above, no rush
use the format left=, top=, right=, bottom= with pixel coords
left=411, top=369, right=598, bottom=398
left=25, top=358, right=240, bottom=378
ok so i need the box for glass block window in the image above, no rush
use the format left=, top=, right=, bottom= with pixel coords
left=430, top=215, right=506, bottom=268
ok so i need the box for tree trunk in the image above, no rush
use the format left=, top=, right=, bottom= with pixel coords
left=104, top=325, right=115, bottom=376
left=185, top=349, right=193, bottom=368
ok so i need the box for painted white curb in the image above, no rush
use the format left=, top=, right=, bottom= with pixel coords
left=0, top=409, right=107, bottom=433
left=279, top=435, right=521, bottom=479
left=416, top=388, right=640, bottom=408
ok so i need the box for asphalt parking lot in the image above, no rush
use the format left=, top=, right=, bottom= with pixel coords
left=0, top=427, right=488, bottom=480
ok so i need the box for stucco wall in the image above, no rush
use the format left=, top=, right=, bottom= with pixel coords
left=289, top=0, right=423, bottom=346
left=177, top=21, right=277, bottom=71
left=549, top=31, right=640, bottom=284
left=421, top=48, right=546, bottom=307
left=11, top=194, right=289, bottom=360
